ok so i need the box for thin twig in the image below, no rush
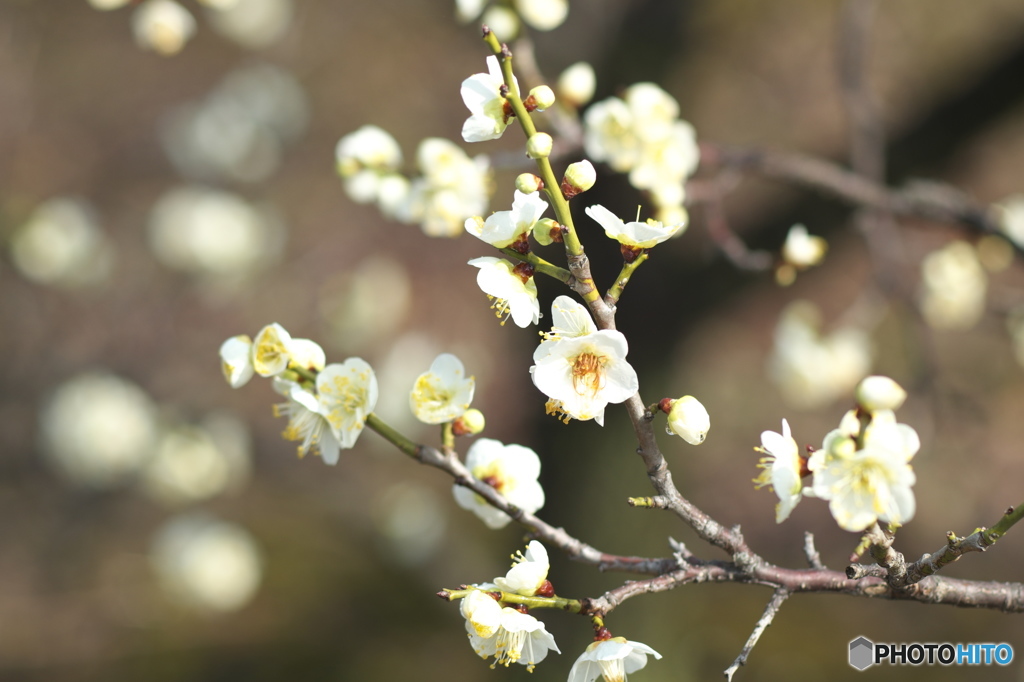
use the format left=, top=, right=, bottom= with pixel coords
left=803, top=532, right=825, bottom=570
left=724, top=588, right=791, bottom=681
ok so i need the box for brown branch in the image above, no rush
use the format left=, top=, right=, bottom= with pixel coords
left=724, top=588, right=790, bottom=681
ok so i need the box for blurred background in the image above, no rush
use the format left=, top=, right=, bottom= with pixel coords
left=2, top=0, right=1024, bottom=680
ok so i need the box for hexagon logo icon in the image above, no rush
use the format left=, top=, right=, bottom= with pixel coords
left=849, top=636, right=874, bottom=670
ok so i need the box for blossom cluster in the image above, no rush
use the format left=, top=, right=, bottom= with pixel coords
left=584, top=83, right=699, bottom=225
left=457, top=541, right=662, bottom=681
left=756, top=375, right=920, bottom=532
left=219, top=323, right=378, bottom=464
left=336, top=126, right=492, bottom=238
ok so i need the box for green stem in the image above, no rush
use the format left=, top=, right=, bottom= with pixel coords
left=982, top=502, right=1024, bottom=544
left=288, top=364, right=318, bottom=384
left=444, top=587, right=582, bottom=613
left=442, top=422, right=455, bottom=450
left=366, top=413, right=419, bottom=459
left=499, top=248, right=572, bottom=284
left=605, top=252, right=649, bottom=307
left=481, top=31, right=601, bottom=304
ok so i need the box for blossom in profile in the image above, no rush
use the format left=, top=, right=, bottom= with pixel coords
left=219, top=335, right=255, bottom=388
left=468, top=257, right=541, bottom=328
left=753, top=419, right=804, bottom=523
left=461, top=56, right=518, bottom=143
left=585, top=204, right=685, bottom=249
left=452, top=438, right=544, bottom=529
left=567, top=637, right=662, bottom=682
left=531, top=298, right=638, bottom=425
left=273, top=379, right=341, bottom=464
left=465, top=190, right=548, bottom=248
left=494, top=541, right=549, bottom=596
left=410, top=353, right=475, bottom=424
left=318, top=358, right=378, bottom=452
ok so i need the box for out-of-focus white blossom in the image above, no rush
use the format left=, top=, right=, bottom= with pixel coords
left=781, top=224, right=828, bottom=269
left=515, top=0, right=568, bottom=30
left=320, top=255, right=412, bottom=353
left=205, top=0, right=293, bottom=49
left=557, top=62, right=596, bottom=108
left=568, top=637, right=662, bottom=682
left=918, top=240, right=986, bottom=330
left=468, top=256, right=541, bottom=328
left=141, top=414, right=252, bottom=506
left=9, top=197, right=114, bottom=288
left=41, top=372, right=159, bottom=489
left=532, top=296, right=638, bottom=425
left=856, top=375, right=907, bottom=413
left=453, top=438, right=544, bottom=529
left=754, top=419, right=804, bottom=523
left=465, top=189, right=548, bottom=248
left=461, top=56, right=518, bottom=143
left=665, top=395, right=710, bottom=445
left=150, top=513, right=262, bottom=612
left=336, top=125, right=404, bottom=206
left=373, top=482, right=447, bottom=566
left=403, top=138, right=492, bottom=237
left=88, top=0, right=131, bottom=10
left=585, top=204, right=685, bottom=249
left=494, top=540, right=549, bottom=596
left=410, top=353, right=475, bottom=425
left=768, top=301, right=872, bottom=410
left=132, top=0, right=196, bottom=56
left=481, top=5, right=521, bottom=40
left=162, top=64, right=307, bottom=183
left=148, top=186, right=285, bottom=277
left=584, top=84, right=698, bottom=224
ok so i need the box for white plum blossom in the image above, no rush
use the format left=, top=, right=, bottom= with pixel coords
left=453, top=438, right=544, bottom=529
left=810, top=413, right=920, bottom=532
left=252, top=323, right=293, bottom=377
left=461, top=56, right=517, bottom=143
left=465, top=189, right=548, bottom=248
left=404, top=138, right=492, bottom=238
left=468, top=257, right=541, bottom=328
left=532, top=298, right=638, bottom=425
left=494, top=541, right=549, bottom=596
left=219, top=335, right=255, bottom=388
left=585, top=204, right=684, bottom=249
left=410, top=353, right=475, bottom=424
left=335, top=125, right=404, bottom=206
left=856, top=375, right=907, bottom=413
left=557, top=61, right=596, bottom=108
left=464, top=597, right=560, bottom=671
left=273, top=379, right=342, bottom=464
left=754, top=419, right=804, bottom=523
left=665, top=395, right=710, bottom=445
left=515, top=0, right=568, bottom=30
left=317, top=358, right=378, bottom=453
left=542, top=295, right=598, bottom=339
left=568, top=638, right=662, bottom=682
left=287, top=338, right=326, bottom=373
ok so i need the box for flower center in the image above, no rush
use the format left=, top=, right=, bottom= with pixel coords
left=571, top=352, right=604, bottom=397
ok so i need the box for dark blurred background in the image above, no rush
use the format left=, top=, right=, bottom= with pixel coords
left=3, top=0, right=1024, bottom=680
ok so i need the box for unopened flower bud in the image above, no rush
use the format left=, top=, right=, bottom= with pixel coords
left=556, top=62, right=596, bottom=108
left=664, top=395, right=710, bottom=445
left=526, top=132, right=553, bottom=159
left=856, top=376, right=907, bottom=413
left=525, top=85, right=556, bottom=112
left=828, top=436, right=857, bottom=459
left=561, top=160, right=596, bottom=199
left=516, top=173, right=544, bottom=194
left=533, top=218, right=561, bottom=246
left=452, top=408, right=486, bottom=436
